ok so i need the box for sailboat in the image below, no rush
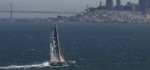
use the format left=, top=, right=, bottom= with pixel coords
left=49, top=25, right=68, bottom=66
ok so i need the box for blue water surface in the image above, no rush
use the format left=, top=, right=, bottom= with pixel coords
left=0, top=22, right=150, bottom=70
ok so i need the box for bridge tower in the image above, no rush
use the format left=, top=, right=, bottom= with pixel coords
left=10, top=2, right=12, bottom=19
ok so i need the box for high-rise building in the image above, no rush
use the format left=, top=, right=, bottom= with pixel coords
left=99, top=1, right=102, bottom=7
left=139, top=0, right=147, bottom=14
left=146, top=0, right=150, bottom=8
left=116, top=0, right=121, bottom=7
left=106, top=0, right=113, bottom=10
left=115, top=0, right=121, bottom=10
left=131, top=3, right=136, bottom=12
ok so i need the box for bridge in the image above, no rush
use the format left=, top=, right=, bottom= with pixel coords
left=0, top=11, right=79, bottom=14
left=0, top=3, right=83, bottom=19
left=0, top=3, right=80, bottom=14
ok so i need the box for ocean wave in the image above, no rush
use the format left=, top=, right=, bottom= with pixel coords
left=0, top=61, right=50, bottom=69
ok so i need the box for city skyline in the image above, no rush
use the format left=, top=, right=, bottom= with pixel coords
left=0, top=0, right=138, bottom=12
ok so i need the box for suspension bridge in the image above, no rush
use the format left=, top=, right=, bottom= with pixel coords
left=0, top=3, right=84, bottom=19
left=0, top=10, right=79, bottom=14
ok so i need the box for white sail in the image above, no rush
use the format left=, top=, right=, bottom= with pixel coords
left=50, top=44, right=59, bottom=62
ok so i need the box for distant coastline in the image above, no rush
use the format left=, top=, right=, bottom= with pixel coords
left=1, top=10, right=150, bottom=24
left=53, top=10, right=150, bottom=24
left=1, top=0, right=150, bottom=24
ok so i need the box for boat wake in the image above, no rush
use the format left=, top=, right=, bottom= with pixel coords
left=0, top=61, right=50, bottom=70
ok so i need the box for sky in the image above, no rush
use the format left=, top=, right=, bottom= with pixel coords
left=0, top=0, right=138, bottom=12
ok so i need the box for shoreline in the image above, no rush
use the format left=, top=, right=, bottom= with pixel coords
left=0, top=19, right=149, bottom=24
left=0, top=10, right=150, bottom=24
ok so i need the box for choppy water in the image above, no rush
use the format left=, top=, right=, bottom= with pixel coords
left=0, top=22, right=150, bottom=70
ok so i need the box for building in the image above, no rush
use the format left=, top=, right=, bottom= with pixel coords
left=131, top=3, right=136, bottom=12
left=106, top=0, right=113, bottom=10
left=115, top=0, right=122, bottom=10
left=123, top=2, right=132, bottom=11
left=99, top=1, right=102, bottom=7
left=139, top=0, right=147, bottom=14
left=146, top=0, right=150, bottom=8
left=116, top=0, right=121, bottom=6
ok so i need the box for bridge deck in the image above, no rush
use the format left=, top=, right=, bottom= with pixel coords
left=0, top=11, right=78, bottom=14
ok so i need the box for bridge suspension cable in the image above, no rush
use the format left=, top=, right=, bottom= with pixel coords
left=0, top=2, right=81, bottom=19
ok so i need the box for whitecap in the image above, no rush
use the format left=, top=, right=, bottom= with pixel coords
left=0, top=61, right=50, bottom=70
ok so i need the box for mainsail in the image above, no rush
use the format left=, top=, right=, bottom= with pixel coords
left=50, top=25, right=66, bottom=63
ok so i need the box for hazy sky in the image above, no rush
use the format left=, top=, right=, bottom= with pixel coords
left=0, top=0, right=138, bottom=12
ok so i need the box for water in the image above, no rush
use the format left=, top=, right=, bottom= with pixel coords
left=0, top=22, right=150, bottom=70
left=0, top=13, right=75, bottom=18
